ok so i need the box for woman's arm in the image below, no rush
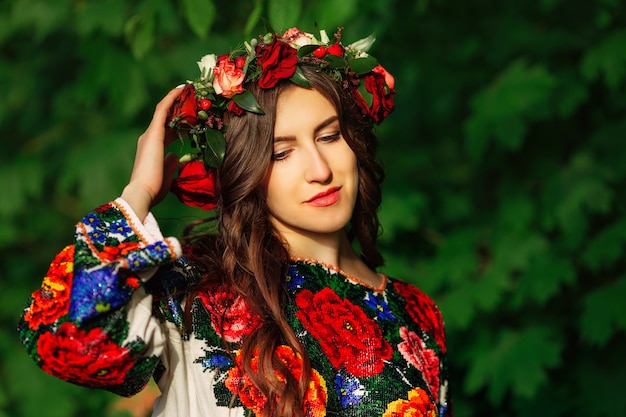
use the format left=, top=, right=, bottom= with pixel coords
left=18, top=198, right=184, bottom=396
left=122, top=86, right=183, bottom=221
left=18, top=88, right=186, bottom=397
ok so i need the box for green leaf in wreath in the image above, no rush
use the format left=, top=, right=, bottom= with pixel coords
left=297, top=44, right=318, bottom=59
left=290, top=66, right=311, bottom=88
left=203, top=129, right=226, bottom=169
left=324, top=54, right=346, bottom=69
left=232, top=90, right=265, bottom=114
left=348, top=56, right=379, bottom=75
left=349, top=33, right=377, bottom=53
left=357, top=81, right=373, bottom=107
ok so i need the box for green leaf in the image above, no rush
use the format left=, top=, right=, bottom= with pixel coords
left=348, top=56, right=378, bottom=74
left=232, top=90, right=265, bottom=114
left=348, top=33, right=377, bottom=53
left=323, top=54, right=346, bottom=69
left=357, top=81, right=373, bottom=107
left=9, top=0, right=73, bottom=41
left=511, top=255, right=576, bottom=307
left=243, top=0, right=263, bottom=37
left=464, top=327, right=563, bottom=404
left=290, top=66, right=311, bottom=88
left=464, top=59, right=556, bottom=159
left=268, top=0, right=301, bottom=30
left=378, top=191, right=428, bottom=239
left=580, top=278, right=626, bottom=346
left=182, top=0, right=216, bottom=39
left=541, top=152, right=614, bottom=248
left=124, top=8, right=155, bottom=59
left=581, top=218, right=626, bottom=271
left=581, top=29, right=626, bottom=89
left=297, top=44, right=319, bottom=59
left=75, top=0, right=126, bottom=36
left=556, top=78, right=588, bottom=117
left=307, top=0, right=358, bottom=29
left=203, top=129, right=226, bottom=169
left=0, top=160, right=44, bottom=218
left=495, top=193, right=535, bottom=236
left=491, top=233, right=549, bottom=273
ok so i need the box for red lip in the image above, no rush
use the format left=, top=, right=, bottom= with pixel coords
left=305, top=186, right=341, bottom=207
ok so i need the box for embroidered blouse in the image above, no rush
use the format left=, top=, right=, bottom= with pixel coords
left=18, top=198, right=451, bottom=417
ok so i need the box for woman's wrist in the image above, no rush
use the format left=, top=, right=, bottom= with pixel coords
left=120, top=184, right=152, bottom=222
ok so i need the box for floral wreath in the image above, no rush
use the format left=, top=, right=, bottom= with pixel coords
left=168, top=26, right=395, bottom=210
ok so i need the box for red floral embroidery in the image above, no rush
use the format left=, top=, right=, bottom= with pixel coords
left=398, top=326, right=440, bottom=402
left=94, top=203, right=114, bottom=213
left=37, top=322, right=136, bottom=386
left=256, top=37, right=298, bottom=88
left=394, top=281, right=446, bottom=352
left=197, top=284, right=262, bottom=343
left=100, top=241, right=142, bottom=262
left=382, top=387, right=438, bottom=417
left=225, top=345, right=327, bottom=416
left=295, top=288, right=392, bottom=377
left=125, top=276, right=140, bottom=288
left=24, top=245, right=74, bottom=330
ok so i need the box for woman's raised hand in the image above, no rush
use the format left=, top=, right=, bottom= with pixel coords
left=121, top=87, right=183, bottom=221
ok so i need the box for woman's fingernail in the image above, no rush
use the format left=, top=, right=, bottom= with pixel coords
left=176, top=84, right=185, bottom=89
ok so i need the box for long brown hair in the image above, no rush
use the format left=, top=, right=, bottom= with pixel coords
left=184, top=67, right=385, bottom=416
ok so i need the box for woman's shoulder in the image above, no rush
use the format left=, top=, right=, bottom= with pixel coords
left=385, top=276, right=447, bottom=351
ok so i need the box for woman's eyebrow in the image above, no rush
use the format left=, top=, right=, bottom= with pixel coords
left=273, top=115, right=339, bottom=143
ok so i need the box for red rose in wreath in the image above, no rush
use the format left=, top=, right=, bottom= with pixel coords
left=37, top=322, right=136, bottom=387
left=168, top=83, right=198, bottom=127
left=256, top=37, right=298, bottom=89
left=353, top=69, right=395, bottom=124
left=295, top=287, right=392, bottom=377
left=170, top=160, right=217, bottom=210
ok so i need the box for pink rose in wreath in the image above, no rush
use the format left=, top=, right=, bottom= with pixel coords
left=213, top=58, right=245, bottom=98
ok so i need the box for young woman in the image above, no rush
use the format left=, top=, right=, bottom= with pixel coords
left=19, top=27, right=451, bottom=417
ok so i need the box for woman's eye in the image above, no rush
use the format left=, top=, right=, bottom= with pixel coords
left=319, top=133, right=341, bottom=143
left=272, top=149, right=291, bottom=161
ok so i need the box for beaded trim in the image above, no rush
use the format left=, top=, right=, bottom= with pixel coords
left=290, top=257, right=388, bottom=292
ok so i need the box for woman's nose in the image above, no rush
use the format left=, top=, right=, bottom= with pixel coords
left=304, top=146, right=332, bottom=184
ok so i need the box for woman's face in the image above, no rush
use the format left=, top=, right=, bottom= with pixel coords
left=264, top=86, right=358, bottom=244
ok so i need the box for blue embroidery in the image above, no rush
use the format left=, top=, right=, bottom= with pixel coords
left=109, top=219, right=133, bottom=236
left=201, top=354, right=233, bottom=370
left=335, top=371, right=365, bottom=407
left=285, top=264, right=306, bottom=291
left=84, top=213, right=102, bottom=228
left=69, top=264, right=131, bottom=322
left=87, top=229, right=107, bottom=245
left=363, top=292, right=396, bottom=321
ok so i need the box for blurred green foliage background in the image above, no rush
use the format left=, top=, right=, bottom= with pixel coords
left=1, top=0, right=625, bottom=416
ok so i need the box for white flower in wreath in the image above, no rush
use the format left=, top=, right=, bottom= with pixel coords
left=197, top=54, right=217, bottom=81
